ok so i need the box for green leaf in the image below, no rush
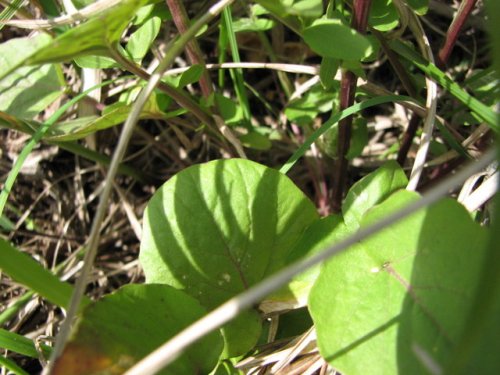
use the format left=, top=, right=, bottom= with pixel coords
left=280, top=95, right=415, bottom=174
left=309, top=190, right=489, bottom=374
left=285, top=84, right=339, bottom=126
left=253, top=0, right=322, bottom=33
left=15, top=90, right=175, bottom=142
left=72, top=0, right=95, bottom=7
left=406, top=0, right=429, bottom=15
left=390, top=40, right=498, bottom=131
left=140, top=159, right=319, bottom=356
left=214, top=93, right=245, bottom=126
left=46, top=106, right=162, bottom=142
left=231, top=17, right=275, bottom=32
left=52, top=284, right=223, bottom=375
left=164, top=64, right=204, bottom=89
left=25, top=0, right=154, bottom=65
left=74, top=55, right=118, bottom=69
left=369, top=0, right=399, bottom=31
left=0, top=214, right=15, bottom=231
left=126, top=16, right=161, bottom=61
left=316, top=116, right=368, bottom=160
left=346, top=118, right=368, bottom=159
left=0, top=328, right=51, bottom=358
left=319, top=57, right=340, bottom=90
left=0, top=355, right=28, bottom=375
left=239, top=130, right=272, bottom=150
left=255, top=0, right=323, bottom=19
left=342, top=161, right=408, bottom=229
left=0, top=238, right=89, bottom=309
left=261, top=215, right=350, bottom=313
left=0, top=63, right=63, bottom=119
left=0, top=34, right=52, bottom=81
left=291, top=0, right=324, bottom=18
left=303, top=19, right=373, bottom=60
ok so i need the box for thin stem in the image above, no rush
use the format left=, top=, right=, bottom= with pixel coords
left=437, top=0, right=478, bottom=69
left=397, top=113, right=421, bottom=166
left=331, top=0, right=372, bottom=212
left=166, top=0, right=213, bottom=98
left=332, top=69, right=357, bottom=212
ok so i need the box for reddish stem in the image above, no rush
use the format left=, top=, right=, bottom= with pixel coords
left=397, top=113, right=421, bottom=166
left=166, top=0, right=213, bottom=98
left=331, top=0, right=372, bottom=212
left=437, top=0, right=478, bottom=69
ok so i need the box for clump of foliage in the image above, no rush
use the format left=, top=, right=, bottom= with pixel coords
left=0, top=0, right=498, bottom=374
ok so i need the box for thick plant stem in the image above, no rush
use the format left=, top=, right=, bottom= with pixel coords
left=166, top=0, right=213, bottom=98
left=332, top=70, right=357, bottom=212
left=331, top=0, right=372, bottom=212
left=437, top=0, right=478, bottom=69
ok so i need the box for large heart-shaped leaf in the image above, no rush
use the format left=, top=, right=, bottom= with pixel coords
left=264, top=161, right=407, bottom=313
left=309, top=190, right=488, bottom=374
left=53, top=284, right=223, bottom=375
left=140, top=159, right=319, bottom=356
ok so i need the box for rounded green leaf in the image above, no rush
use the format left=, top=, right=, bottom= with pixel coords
left=53, top=284, right=223, bottom=375
left=126, top=16, right=161, bottom=61
left=303, top=19, right=373, bottom=60
left=342, top=161, right=408, bottom=229
left=369, top=0, right=399, bottom=31
left=0, top=64, right=63, bottom=119
left=239, top=131, right=272, bottom=151
left=406, top=0, right=429, bottom=15
left=140, top=159, right=319, bottom=356
left=309, top=190, right=489, bottom=374
left=261, top=215, right=350, bottom=313
left=0, top=34, right=52, bottom=81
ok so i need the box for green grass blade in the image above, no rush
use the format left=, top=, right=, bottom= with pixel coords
left=221, top=7, right=251, bottom=125
left=0, top=291, right=34, bottom=326
left=435, top=119, right=471, bottom=159
left=280, top=95, right=416, bottom=174
left=390, top=40, right=498, bottom=132
left=0, top=328, right=51, bottom=358
left=0, top=354, right=28, bottom=375
left=0, top=0, right=26, bottom=31
left=55, top=141, right=149, bottom=183
left=0, top=238, right=90, bottom=309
